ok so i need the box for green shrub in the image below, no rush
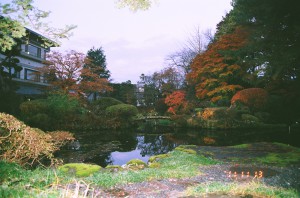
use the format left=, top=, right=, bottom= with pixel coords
left=91, top=97, right=123, bottom=115
left=20, top=94, right=83, bottom=130
left=27, top=113, right=51, bottom=129
left=47, top=94, right=82, bottom=120
left=106, top=104, right=138, bottom=119
left=254, top=112, right=270, bottom=123
left=20, top=99, right=48, bottom=117
left=171, top=115, right=188, bottom=127
left=241, top=114, right=260, bottom=123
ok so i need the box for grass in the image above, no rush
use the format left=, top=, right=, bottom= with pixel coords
left=0, top=150, right=218, bottom=196
left=86, top=150, right=219, bottom=187
left=1, top=144, right=299, bottom=197
left=229, top=143, right=250, bottom=149
left=186, top=181, right=299, bottom=198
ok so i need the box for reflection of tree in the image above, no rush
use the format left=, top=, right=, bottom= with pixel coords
left=136, top=135, right=177, bottom=156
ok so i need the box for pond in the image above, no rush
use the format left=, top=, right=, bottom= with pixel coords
left=55, top=127, right=300, bottom=167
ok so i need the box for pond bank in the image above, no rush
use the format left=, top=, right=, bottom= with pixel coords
left=84, top=142, right=300, bottom=197
left=2, top=142, right=299, bottom=197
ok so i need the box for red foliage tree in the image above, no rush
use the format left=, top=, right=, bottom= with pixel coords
left=187, top=27, right=249, bottom=103
left=231, top=88, right=269, bottom=111
left=165, top=90, right=187, bottom=115
left=42, top=50, right=111, bottom=97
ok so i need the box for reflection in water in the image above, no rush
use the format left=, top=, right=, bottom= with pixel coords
left=55, top=128, right=300, bottom=167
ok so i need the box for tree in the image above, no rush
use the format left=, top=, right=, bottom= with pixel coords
left=137, top=67, right=183, bottom=108
left=0, top=43, right=22, bottom=92
left=83, top=47, right=111, bottom=100
left=43, top=50, right=84, bottom=94
left=215, top=0, right=300, bottom=122
left=0, top=42, right=22, bottom=114
left=137, top=73, right=160, bottom=107
left=117, top=0, right=154, bottom=11
left=231, top=0, right=300, bottom=81
left=0, top=0, right=76, bottom=52
left=165, top=90, right=187, bottom=115
left=106, top=81, right=137, bottom=105
left=187, top=27, right=249, bottom=104
left=166, top=27, right=209, bottom=78
left=84, top=47, right=110, bottom=79
left=43, top=50, right=111, bottom=97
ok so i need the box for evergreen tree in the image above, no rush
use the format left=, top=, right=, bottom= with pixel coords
left=84, top=47, right=110, bottom=79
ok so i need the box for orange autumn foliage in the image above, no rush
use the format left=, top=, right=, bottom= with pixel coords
left=231, top=88, right=269, bottom=111
left=187, top=27, right=249, bottom=103
left=165, top=90, right=187, bottom=115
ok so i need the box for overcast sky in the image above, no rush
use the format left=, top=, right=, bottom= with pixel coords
left=33, top=0, right=232, bottom=84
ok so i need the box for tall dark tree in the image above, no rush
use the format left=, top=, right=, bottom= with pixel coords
left=213, top=0, right=300, bottom=123
left=231, top=0, right=300, bottom=82
left=83, top=47, right=111, bottom=100
left=84, top=47, right=110, bottom=79
left=0, top=43, right=22, bottom=114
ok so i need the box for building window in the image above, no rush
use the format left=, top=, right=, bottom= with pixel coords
left=13, top=70, right=21, bottom=79
left=25, top=69, right=40, bottom=82
left=25, top=44, right=42, bottom=58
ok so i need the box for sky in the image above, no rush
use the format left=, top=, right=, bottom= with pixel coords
left=33, top=0, right=233, bottom=84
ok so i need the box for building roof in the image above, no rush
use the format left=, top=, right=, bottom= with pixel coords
left=25, top=28, right=60, bottom=48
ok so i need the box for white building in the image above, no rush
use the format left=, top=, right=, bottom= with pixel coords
left=0, top=28, right=57, bottom=98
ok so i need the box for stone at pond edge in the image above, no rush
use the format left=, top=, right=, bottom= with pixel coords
left=175, top=145, right=198, bottom=154
left=126, top=159, right=147, bottom=170
left=59, top=163, right=101, bottom=177
left=105, top=165, right=123, bottom=172
left=148, top=154, right=170, bottom=163
left=148, top=162, right=161, bottom=168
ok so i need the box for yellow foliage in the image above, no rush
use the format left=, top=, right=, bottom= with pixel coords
left=0, top=113, right=74, bottom=167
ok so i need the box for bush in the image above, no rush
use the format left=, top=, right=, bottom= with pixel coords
left=105, top=104, right=138, bottom=119
left=105, top=104, right=138, bottom=128
left=171, top=115, right=188, bottom=127
left=46, top=94, right=82, bottom=120
left=241, top=114, right=260, bottom=123
left=0, top=113, right=74, bottom=167
left=201, top=107, right=228, bottom=120
left=20, top=99, right=48, bottom=116
left=231, top=88, right=269, bottom=112
left=91, top=97, right=123, bottom=115
left=27, top=113, right=51, bottom=129
left=154, top=98, right=168, bottom=115
left=20, top=94, right=83, bottom=130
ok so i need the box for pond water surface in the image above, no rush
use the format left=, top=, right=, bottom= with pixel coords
left=55, top=127, right=300, bottom=167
